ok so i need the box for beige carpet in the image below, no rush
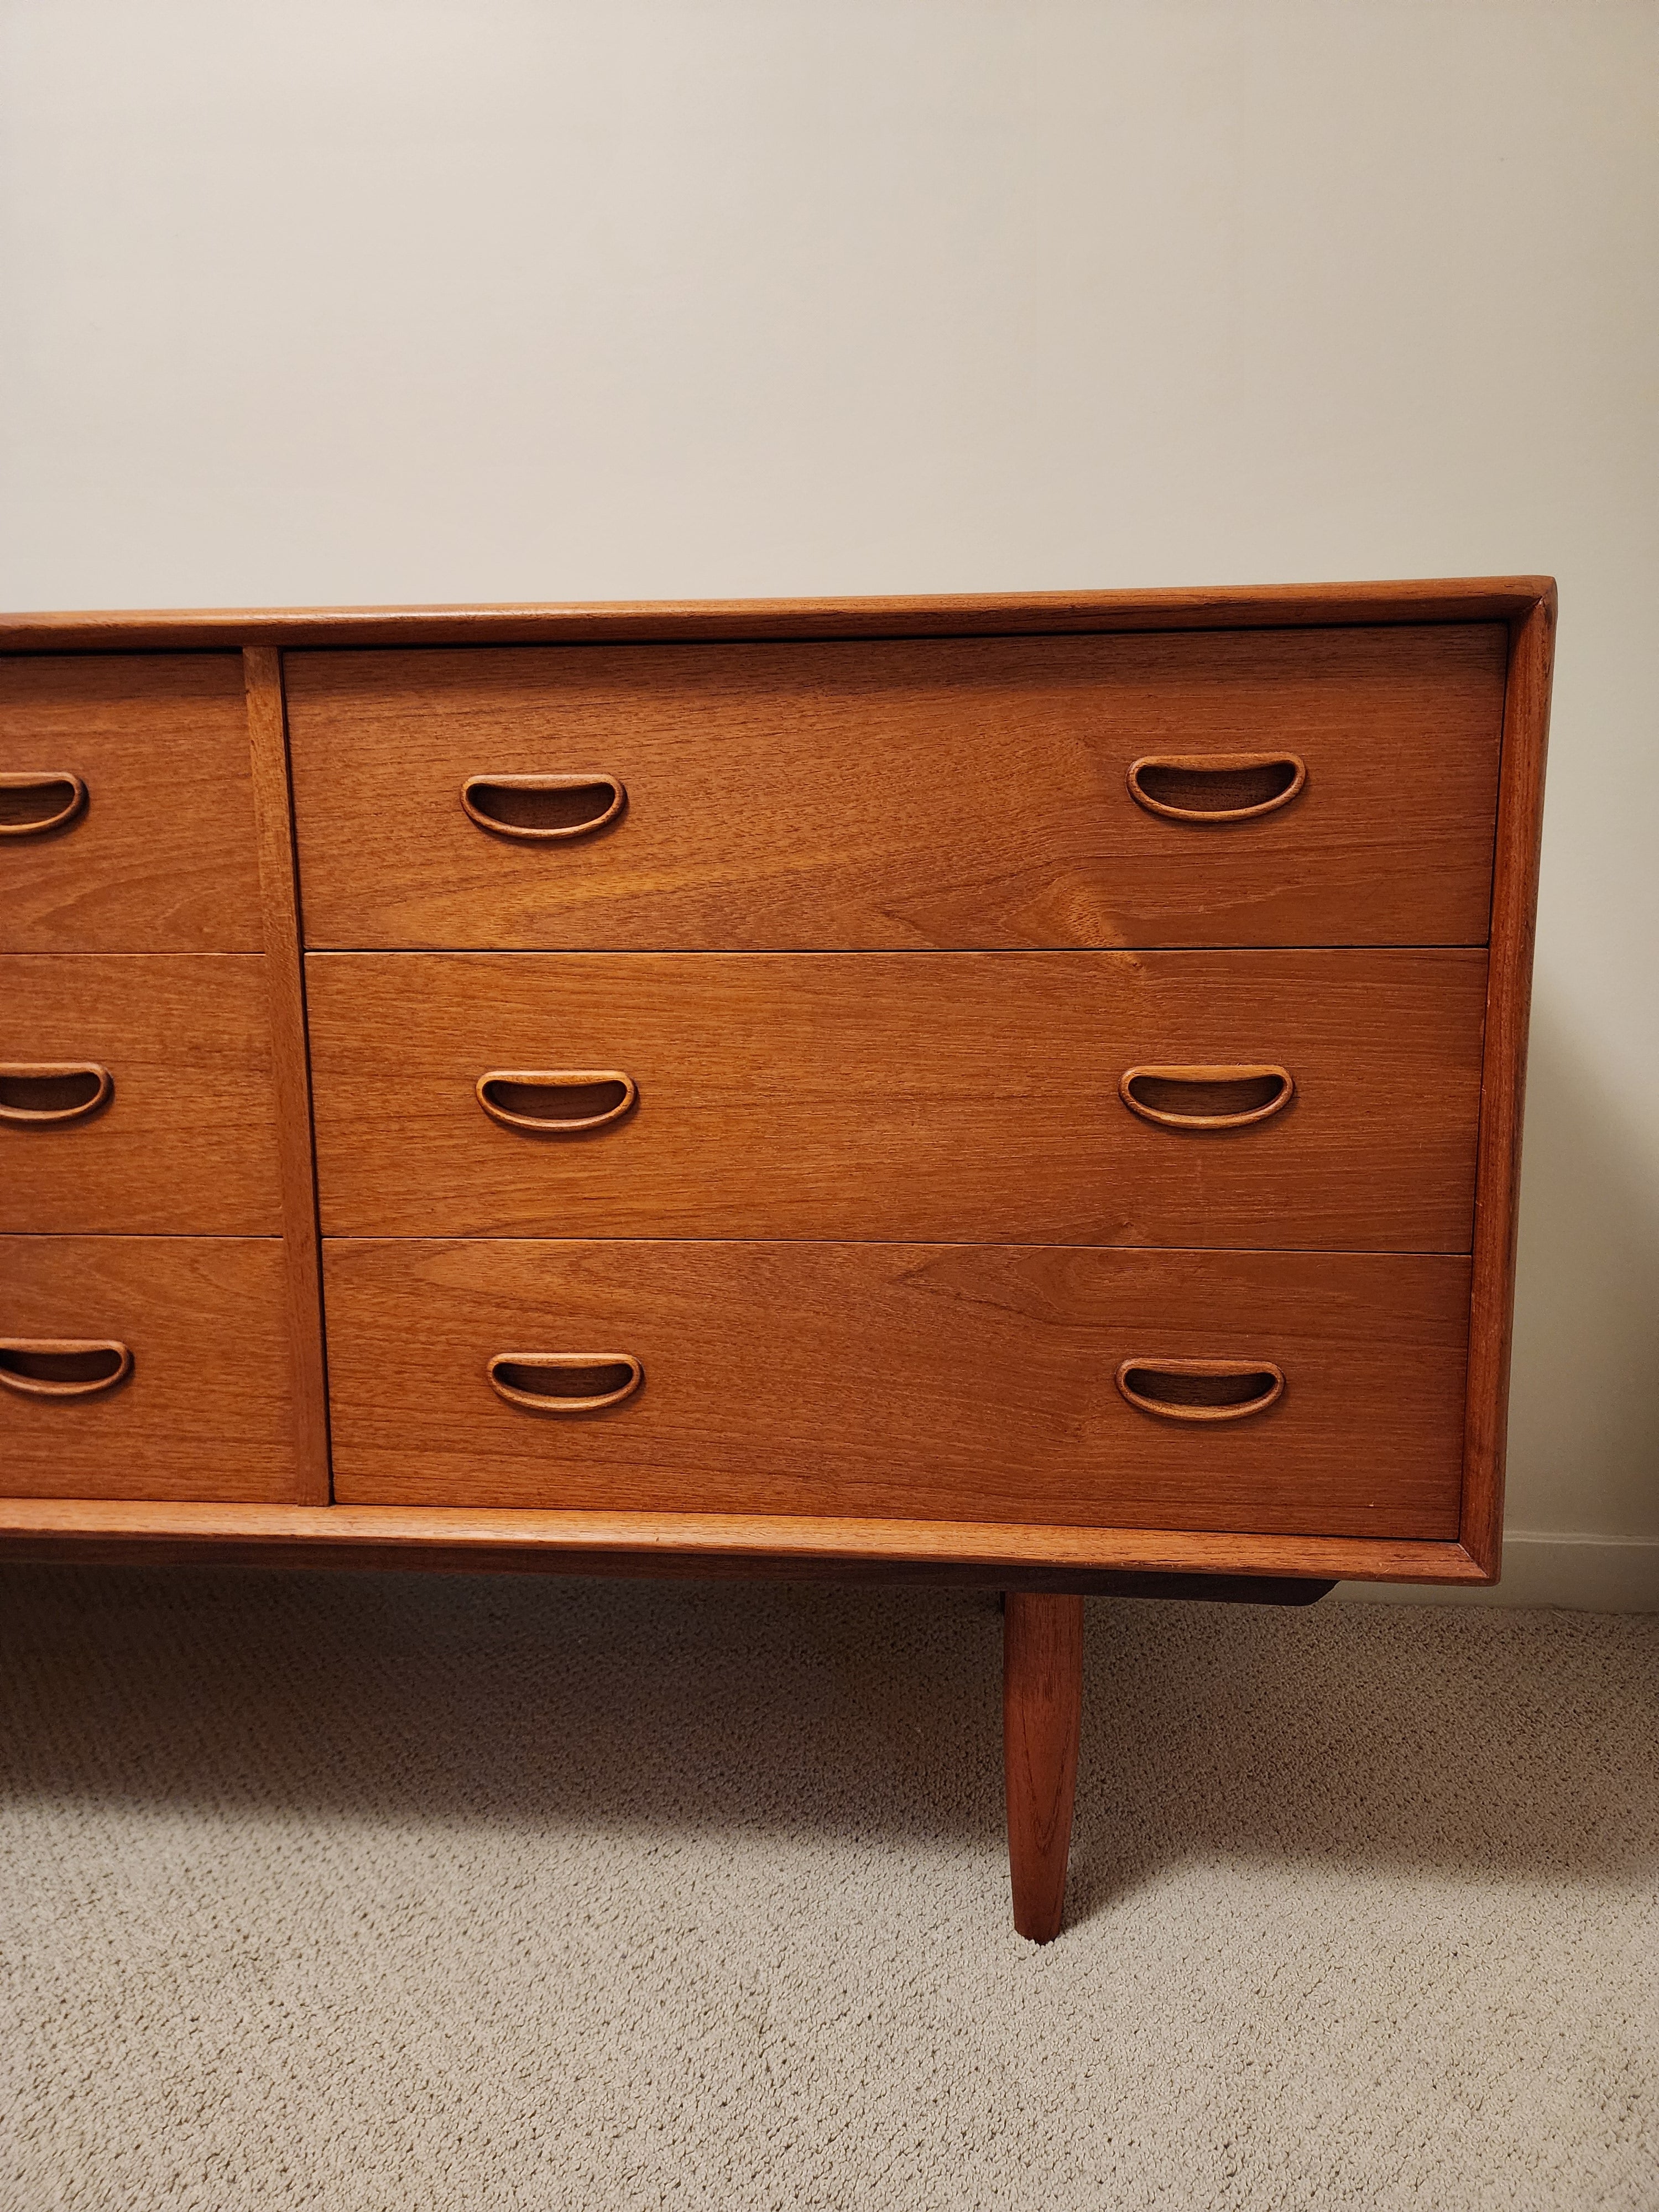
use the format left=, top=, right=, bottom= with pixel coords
left=2, top=1566, right=1655, bottom=2211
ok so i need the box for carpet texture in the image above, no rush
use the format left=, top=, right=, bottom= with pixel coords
left=2, top=1566, right=1655, bottom=2211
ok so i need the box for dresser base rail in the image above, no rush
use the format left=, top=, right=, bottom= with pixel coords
left=0, top=1500, right=1489, bottom=1587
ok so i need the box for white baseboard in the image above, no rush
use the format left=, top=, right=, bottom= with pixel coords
left=1336, top=1533, right=1659, bottom=1611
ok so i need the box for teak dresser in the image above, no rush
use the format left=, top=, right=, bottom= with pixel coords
left=1, top=580, right=1553, bottom=1940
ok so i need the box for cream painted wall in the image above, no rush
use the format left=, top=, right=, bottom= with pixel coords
left=3, top=1, right=1655, bottom=1601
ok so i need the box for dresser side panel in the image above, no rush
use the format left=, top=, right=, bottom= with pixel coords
left=1460, top=592, right=1555, bottom=1576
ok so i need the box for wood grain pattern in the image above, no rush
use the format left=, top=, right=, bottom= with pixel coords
left=322, top=1239, right=1471, bottom=1535
left=0, top=655, right=262, bottom=950
left=0, top=576, right=1556, bottom=654
left=284, top=626, right=1505, bottom=951
left=245, top=649, right=332, bottom=1506
left=0, top=1238, right=301, bottom=1500
left=306, top=949, right=1487, bottom=1248
left=1461, top=591, right=1556, bottom=1575
left=0, top=955, right=281, bottom=1233
left=1004, top=1593, right=1083, bottom=1942
left=0, top=1497, right=1487, bottom=1584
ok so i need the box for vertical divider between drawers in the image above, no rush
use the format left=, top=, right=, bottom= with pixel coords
left=245, top=647, right=332, bottom=1504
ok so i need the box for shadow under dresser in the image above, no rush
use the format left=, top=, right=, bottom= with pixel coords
left=0, top=579, right=1554, bottom=1940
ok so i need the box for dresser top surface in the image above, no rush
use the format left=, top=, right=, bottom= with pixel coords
left=0, top=577, right=1555, bottom=655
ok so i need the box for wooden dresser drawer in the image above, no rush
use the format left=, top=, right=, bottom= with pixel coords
left=285, top=625, right=1505, bottom=951
left=324, top=1238, right=1470, bottom=1536
left=0, top=1238, right=301, bottom=1500
left=1, top=655, right=262, bottom=951
left=1, top=956, right=283, bottom=1234
left=308, top=948, right=1486, bottom=1248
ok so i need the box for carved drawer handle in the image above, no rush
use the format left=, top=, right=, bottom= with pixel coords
left=1127, top=754, right=1306, bottom=822
left=0, top=1063, right=114, bottom=1125
left=476, top=1070, right=638, bottom=1134
left=0, top=1338, right=133, bottom=1398
left=487, top=1352, right=644, bottom=1413
left=461, top=774, right=625, bottom=841
left=0, top=771, right=88, bottom=838
left=1119, top=1065, right=1293, bottom=1130
left=1115, top=1359, right=1285, bottom=1422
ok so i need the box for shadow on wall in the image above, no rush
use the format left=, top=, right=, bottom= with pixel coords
left=2, top=1567, right=1655, bottom=1925
left=1505, top=995, right=1659, bottom=1540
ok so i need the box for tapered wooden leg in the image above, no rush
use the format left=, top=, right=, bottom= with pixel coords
left=1003, top=1592, right=1083, bottom=1943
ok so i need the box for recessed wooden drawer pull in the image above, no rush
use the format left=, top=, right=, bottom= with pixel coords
left=1115, top=1358, right=1285, bottom=1422
left=1127, top=754, right=1306, bottom=822
left=0, top=1337, right=133, bottom=1398
left=1119, top=1064, right=1293, bottom=1129
left=475, top=1070, right=638, bottom=1134
left=0, top=771, right=88, bottom=837
left=487, top=1352, right=644, bottom=1412
left=461, top=774, right=625, bottom=841
left=0, top=1062, right=115, bottom=1125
